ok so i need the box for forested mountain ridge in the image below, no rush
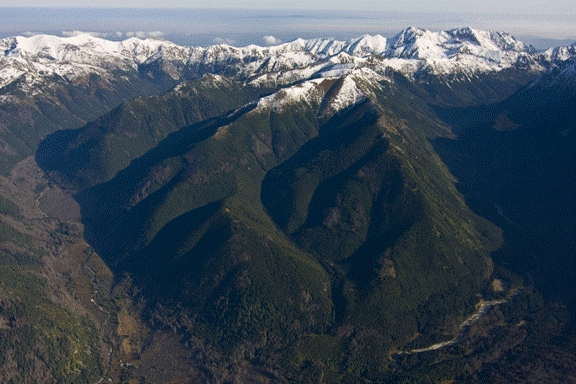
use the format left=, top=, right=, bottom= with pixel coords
left=0, top=29, right=575, bottom=382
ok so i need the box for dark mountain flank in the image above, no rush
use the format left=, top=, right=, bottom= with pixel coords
left=433, top=72, right=576, bottom=309
left=0, top=30, right=574, bottom=382
left=35, top=71, right=512, bottom=381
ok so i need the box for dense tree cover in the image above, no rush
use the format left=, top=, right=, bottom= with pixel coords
left=33, top=74, right=519, bottom=381
left=433, top=74, right=576, bottom=309
left=0, top=53, right=571, bottom=381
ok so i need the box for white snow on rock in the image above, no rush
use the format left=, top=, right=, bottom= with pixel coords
left=255, top=79, right=325, bottom=112
left=0, top=33, right=177, bottom=89
left=329, top=75, right=365, bottom=111
left=542, top=43, right=576, bottom=64
left=1, top=28, right=575, bottom=94
left=345, top=34, right=388, bottom=56
left=382, top=27, right=538, bottom=75
left=318, top=69, right=385, bottom=119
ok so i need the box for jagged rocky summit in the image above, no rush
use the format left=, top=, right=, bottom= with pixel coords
left=2, top=27, right=575, bottom=96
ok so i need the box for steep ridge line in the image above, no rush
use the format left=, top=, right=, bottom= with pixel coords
left=2, top=27, right=576, bottom=95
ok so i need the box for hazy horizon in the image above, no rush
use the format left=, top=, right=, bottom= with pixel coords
left=3, top=0, right=576, bottom=13
left=1, top=7, right=575, bottom=50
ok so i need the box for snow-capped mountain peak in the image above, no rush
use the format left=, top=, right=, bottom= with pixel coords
left=2, top=33, right=169, bottom=63
left=385, top=27, right=533, bottom=60
left=1, top=28, right=575, bottom=98
left=344, top=34, right=388, bottom=56
left=542, top=42, right=576, bottom=63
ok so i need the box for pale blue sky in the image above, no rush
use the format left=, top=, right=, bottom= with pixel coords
left=2, top=0, right=575, bottom=14
left=1, top=3, right=575, bottom=48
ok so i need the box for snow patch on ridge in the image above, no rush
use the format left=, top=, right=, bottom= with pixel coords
left=330, top=76, right=365, bottom=112
left=318, top=69, right=385, bottom=120
left=255, top=79, right=324, bottom=112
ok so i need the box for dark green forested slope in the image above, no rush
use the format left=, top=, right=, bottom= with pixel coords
left=0, top=71, right=179, bottom=175
left=433, top=73, right=576, bottom=309
left=0, top=59, right=203, bottom=383
left=0, top=159, right=113, bottom=383
left=36, top=73, right=509, bottom=381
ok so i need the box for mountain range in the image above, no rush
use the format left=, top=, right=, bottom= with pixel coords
left=0, top=27, right=575, bottom=382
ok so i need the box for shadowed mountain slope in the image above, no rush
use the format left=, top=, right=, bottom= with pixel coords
left=36, top=72, right=507, bottom=380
